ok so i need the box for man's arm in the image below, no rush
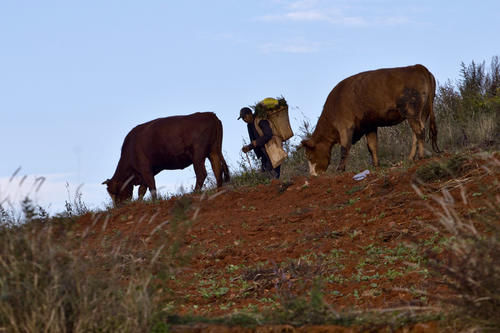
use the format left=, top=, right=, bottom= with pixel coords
left=247, top=124, right=256, bottom=141
left=242, top=123, right=259, bottom=153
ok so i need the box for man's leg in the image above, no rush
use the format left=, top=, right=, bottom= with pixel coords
left=274, top=165, right=281, bottom=179
left=261, top=156, right=277, bottom=178
left=261, top=154, right=272, bottom=172
left=260, top=158, right=266, bottom=172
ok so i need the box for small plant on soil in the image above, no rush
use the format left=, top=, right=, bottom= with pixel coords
left=413, top=154, right=471, bottom=183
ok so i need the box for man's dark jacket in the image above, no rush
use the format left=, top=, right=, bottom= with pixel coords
left=247, top=119, right=273, bottom=160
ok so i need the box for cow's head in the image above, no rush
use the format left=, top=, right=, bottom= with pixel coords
left=301, top=138, right=331, bottom=176
left=102, top=177, right=133, bottom=205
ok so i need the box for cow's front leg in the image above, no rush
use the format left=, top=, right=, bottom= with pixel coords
left=337, top=128, right=353, bottom=172
left=366, top=130, right=379, bottom=167
left=141, top=173, right=157, bottom=200
left=138, top=185, right=148, bottom=200
left=337, top=147, right=349, bottom=171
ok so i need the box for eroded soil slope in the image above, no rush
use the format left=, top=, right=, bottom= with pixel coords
left=75, top=152, right=499, bottom=319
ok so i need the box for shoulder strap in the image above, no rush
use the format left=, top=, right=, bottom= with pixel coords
left=253, top=117, right=264, bottom=137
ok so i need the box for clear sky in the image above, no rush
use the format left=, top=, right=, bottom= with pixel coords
left=1, top=0, right=499, bottom=214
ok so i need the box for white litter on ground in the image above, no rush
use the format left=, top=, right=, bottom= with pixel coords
left=353, top=169, right=370, bottom=181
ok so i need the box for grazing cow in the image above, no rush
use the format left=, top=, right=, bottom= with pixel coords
left=301, top=64, right=440, bottom=175
left=103, top=112, right=230, bottom=205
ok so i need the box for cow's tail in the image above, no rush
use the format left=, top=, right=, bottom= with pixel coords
left=427, top=70, right=441, bottom=153
left=429, top=109, right=440, bottom=153
left=221, top=155, right=230, bottom=183
left=215, top=116, right=230, bottom=183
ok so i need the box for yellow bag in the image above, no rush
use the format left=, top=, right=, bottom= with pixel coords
left=260, top=97, right=279, bottom=109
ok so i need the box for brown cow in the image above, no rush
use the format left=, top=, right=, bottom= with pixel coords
left=301, top=64, right=440, bottom=175
left=103, top=112, right=230, bottom=205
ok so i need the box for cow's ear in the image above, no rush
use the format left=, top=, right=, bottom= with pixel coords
left=301, top=138, right=315, bottom=149
left=102, top=179, right=111, bottom=185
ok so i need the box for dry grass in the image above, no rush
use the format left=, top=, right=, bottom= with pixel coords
left=0, top=224, right=155, bottom=332
left=416, top=153, right=500, bottom=331
left=437, top=111, right=499, bottom=152
left=0, top=198, right=197, bottom=333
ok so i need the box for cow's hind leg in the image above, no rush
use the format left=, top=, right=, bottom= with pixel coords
left=208, top=152, right=223, bottom=188
left=366, top=130, right=379, bottom=167
left=409, top=132, right=418, bottom=160
left=193, top=158, right=208, bottom=191
left=407, top=118, right=425, bottom=160
left=401, top=88, right=426, bottom=161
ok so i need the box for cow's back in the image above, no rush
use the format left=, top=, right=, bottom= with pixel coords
left=322, top=64, right=434, bottom=127
left=120, top=112, right=222, bottom=172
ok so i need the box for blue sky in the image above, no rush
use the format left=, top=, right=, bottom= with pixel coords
left=1, top=0, right=499, bottom=213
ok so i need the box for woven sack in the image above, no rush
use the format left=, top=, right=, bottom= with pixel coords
left=254, top=98, right=294, bottom=141
left=264, top=136, right=287, bottom=169
left=266, top=106, right=293, bottom=141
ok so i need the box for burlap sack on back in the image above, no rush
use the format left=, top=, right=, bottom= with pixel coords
left=254, top=118, right=287, bottom=169
left=264, top=136, right=287, bottom=169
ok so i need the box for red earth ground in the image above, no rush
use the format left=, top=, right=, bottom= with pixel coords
left=74, top=152, right=499, bottom=332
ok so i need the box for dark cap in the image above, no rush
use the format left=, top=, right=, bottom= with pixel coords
left=238, top=107, right=252, bottom=120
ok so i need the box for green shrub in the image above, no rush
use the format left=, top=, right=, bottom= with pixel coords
left=435, top=56, right=500, bottom=151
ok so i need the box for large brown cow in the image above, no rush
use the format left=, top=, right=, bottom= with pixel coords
left=103, top=112, right=230, bottom=205
left=301, top=64, right=440, bottom=175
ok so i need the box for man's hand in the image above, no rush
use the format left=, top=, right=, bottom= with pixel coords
left=242, top=144, right=253, bottom=153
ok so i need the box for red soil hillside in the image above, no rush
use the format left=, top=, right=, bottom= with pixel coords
left=74, top=152, right=499, bottom=323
